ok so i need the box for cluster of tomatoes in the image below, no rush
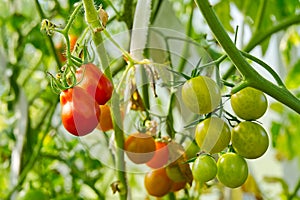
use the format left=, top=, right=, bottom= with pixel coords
left=124, top=134, right=193, bottom=197
left=182, top=75, right=269, bottom=188
left=60, top=63, right=114, bottom=136
left=122, top=75, right=269, bottom=197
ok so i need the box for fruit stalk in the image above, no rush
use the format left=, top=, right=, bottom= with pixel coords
left=195, top=0, right=300, bottom=114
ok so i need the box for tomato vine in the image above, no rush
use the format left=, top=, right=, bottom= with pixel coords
left=195, top=0, right=300, bottom=114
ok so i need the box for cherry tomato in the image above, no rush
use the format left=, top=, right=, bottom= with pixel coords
left=195, top=117, right=231, bottom=154
left=170, top=181, right=186, bottom=192
left=185, top=140, right=200, bottom=160
left=60, top=86, right=100, bottom=136
left=97, top=104, right=113, bottom=132
left=192, top=154, right=217, bottom=183
left=217, top=153, right=248, bottom=188
left=166, top=164, right=186, bottom=182
left=232, top=121, right=269, bottom=159
left=144, top=168, right=173, bottom=197
left=181, top=76, right=221, bottom=114
left=231, top=87, right=268, bottom=120
left=146, top=141, right=169, bottom=169
left=76, top=63, right=113, bottom=105
left=124, top=133, right=156, bottom=164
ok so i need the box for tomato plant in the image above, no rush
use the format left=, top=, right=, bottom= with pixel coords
left=60, top=86, right=100, bottom=136
left=75, top=63, right=113, bottom=105
left=217, top=153, right=248, bottom=188
left=181, top=76, right=221, bottom=114
left=232, top=121, right=269, bottom=159
left=97, top=104, right=113, bottom=132
left=195, top=117, right=231, bottom=154
left=124, top=133, right=156, bottom=164
left=231, top=87, right=268, bottom=120
left=146, top=140, right=169, bottom=169
left=3, top=0, right=300, bottom=199
left=144, top=167, right=173, bottom=197
left=192, top=154, right=217, bottom=183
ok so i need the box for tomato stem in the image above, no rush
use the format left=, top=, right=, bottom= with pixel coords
left=82, top=1, right=128, bottom=199
left=195, top=0, right=300, bottom=114
left=240, top=51, right=285, bottom=87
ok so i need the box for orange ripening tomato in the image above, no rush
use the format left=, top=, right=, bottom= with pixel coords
left=76, top=63, right=113, bottom=105
left=97, top=104, right=113, bottom=132
left=170, top=181, right=187, bottom=192
left=124, top=133, right=155, bottom=164
left=60, top=86, right=100, bottom=136
left=144, top=168, right=173, bottom=197
left=146, top=141, right=169, bottom=169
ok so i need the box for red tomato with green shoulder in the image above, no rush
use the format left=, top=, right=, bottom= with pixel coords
left=60, top=86, right=100, bottom=136
left=76, top=63, right=113, bottom=105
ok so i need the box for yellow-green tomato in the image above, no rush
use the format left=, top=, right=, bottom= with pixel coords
left=217, top=153, right=248, bottom=188
left=232, top=121, right=269, bottom=159
left=195, top=117, right=231, bottom=154
left=192, top=154, right=217, bottom=183
left=182, top=76, right=221, bottom=114
left=231, top=87, right=267, bottom=120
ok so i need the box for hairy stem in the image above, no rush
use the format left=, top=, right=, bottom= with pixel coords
left=82, top=1, right=127, bottom=199
left=195, top=0, right=300, bottom=114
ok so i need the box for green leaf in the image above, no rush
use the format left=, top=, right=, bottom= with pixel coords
left=214, top=0, right=234, bottom=32
left=286, top=60, right=300, bottom=89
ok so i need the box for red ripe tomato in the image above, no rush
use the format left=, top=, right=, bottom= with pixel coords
left=146, top=141, right=169, bottom=169
left=144, top=168, right=173, bottom=197
left=124, top=133, right=156, bottom=164
left=60, top=86, right=100, bottom=136
left=76, top=63, right=113, bottom=105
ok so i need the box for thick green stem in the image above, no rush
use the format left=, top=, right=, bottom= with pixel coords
left=82, top=1, right=127, bottom=199
left=223, top=13, right=300, bottom=79
left=195, top=0, right=300, bottom=114
left=240, top=51, right=285, bottom=87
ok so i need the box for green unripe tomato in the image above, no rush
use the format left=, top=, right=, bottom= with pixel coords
left=166, top=165, right=186, bottom=182
left=231, top=121, right=269, bottom=159
left=231, top=87, right=267, bottom=120
left=195, top=117, right=231, bottom=154
left=192, top=154, right=217, bottom=183
left=182, top=76, right=221, bottom=114
left=217, top=153, right=248, bottom=188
